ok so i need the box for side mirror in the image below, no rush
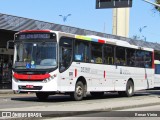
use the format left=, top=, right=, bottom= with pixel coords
left=6, top=40, right=14, bottom=50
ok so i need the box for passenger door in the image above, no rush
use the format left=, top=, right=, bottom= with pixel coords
left=59, top=37, right=74, bottom=91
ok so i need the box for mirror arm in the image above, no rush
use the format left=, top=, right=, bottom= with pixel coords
left=6, top=40, right=14, bottom=50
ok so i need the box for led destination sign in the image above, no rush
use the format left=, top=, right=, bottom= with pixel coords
left=16, top=33, right=56, bottom=40
left=19, top=34, right=50, bottom=39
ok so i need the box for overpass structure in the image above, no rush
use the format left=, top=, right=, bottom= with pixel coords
left=0, top=13, right=160, bottom=51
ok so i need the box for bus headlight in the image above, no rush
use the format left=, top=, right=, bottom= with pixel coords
left=42, top=74, right=57, bottom=83
left=12, top=75, right=19, bottom=82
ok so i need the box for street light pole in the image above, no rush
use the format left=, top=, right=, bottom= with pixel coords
left=59, top=14, right=72, bottom=22
left=139, top=26, right=147, bottom=33
left=143, top=0, right=160, bottom=7
left=139, top=26, right=147, bottom=41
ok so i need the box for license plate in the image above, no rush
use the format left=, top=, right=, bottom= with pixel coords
left=26, top=85, right=34, bottom=88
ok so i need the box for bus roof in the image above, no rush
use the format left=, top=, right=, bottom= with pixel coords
left=74, top=34, right=153, bottom=52
left=15, top=30, right=154, bottom=52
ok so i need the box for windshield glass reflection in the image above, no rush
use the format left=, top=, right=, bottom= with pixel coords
left=14, top=42, right=57, bottom=69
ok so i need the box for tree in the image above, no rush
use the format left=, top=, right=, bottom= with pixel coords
left=144, top=0, right=160, bottom=12
left=155, top=0, right=160, bottom=12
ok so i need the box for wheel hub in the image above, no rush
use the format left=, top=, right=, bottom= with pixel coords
left=128, top=85, right=133, bottom=94
left=76, top=86, right=83, bottom=96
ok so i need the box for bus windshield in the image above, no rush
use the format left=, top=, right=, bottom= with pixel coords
left=14, top=41, right=57, bottom=69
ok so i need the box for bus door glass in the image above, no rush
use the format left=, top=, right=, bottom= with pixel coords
left=59, top=37, right=73, bottom=73
left=59, top=37, right=73, bottom=90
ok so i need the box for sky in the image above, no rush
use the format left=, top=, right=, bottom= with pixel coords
left=0, top=0, right=160, bottom=43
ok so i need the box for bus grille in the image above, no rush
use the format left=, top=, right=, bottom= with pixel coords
left=18, top=79, right=44, bottom=81
left=18, top=85, right=42, bottom=90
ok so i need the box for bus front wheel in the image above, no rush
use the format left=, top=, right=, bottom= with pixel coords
left=70, top=81, right=84, bottom=101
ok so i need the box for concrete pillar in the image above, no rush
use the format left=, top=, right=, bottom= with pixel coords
left=112, top=8, right=130, bottom=37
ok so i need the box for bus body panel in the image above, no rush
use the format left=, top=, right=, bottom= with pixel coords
left=12, top=30, right=155, bottom=96
left=58, top=62, right=154, bottom=92
left=12, top=69, right=59, bottom=92
left=12, top=61, right=154, bottom=92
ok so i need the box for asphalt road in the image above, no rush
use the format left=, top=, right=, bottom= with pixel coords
left=0, top=89, right=160, bottom=120
left=0, top=89, right=159, bottom=110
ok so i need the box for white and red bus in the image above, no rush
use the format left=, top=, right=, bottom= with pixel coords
left=12, top=30, right=155, bottom=101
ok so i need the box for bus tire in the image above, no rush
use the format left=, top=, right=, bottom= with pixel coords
left=118, top=80, right=134, bottom=97
left=36, top=92, right=49, bottom=100
left=70, top=81, right=84, bottom=101
left=90, top=92, right=104, bottom=98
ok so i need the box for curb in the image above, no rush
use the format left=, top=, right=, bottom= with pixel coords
left=0, top=90, right=13, bottom=94
left=0, top=90, right=34, bottom=94
left=41, top=102, right=160, bottom=117
left=1, top=99, right=160, bottom=119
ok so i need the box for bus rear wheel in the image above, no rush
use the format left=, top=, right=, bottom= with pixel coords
left=118, top=80, right=134, bottom=97
left=36, top=92, right=49, bottom=100
left=70, top=81, right=84, bottom=101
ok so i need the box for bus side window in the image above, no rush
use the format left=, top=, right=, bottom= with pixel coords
left=103, top=45, right=114, bottom=65
left=74, top=40, right=90, bottom=63
left=135, top=50, right=145, bottom=68
left=126, top=48, right=136, bottom=66
left=115, top=46, right=126, bottom=66
left=91, top=43, right=102, bottom=64
left=59, top=37, right=73, bottom=72
left=144, top=51, right=152, bottom=68
left=145, top=51, right=152, bottom=68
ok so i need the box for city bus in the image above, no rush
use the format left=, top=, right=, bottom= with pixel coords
left=11, top=30, right=155, bottom=101
left=154, top=60, right=160, bottom=87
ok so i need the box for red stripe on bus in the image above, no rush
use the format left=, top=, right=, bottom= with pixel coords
left=20, top=30, right=51, bottom=33
left=13, top=73, right=50, bottom=80
left=104, top=71, right=106, bottom=78
left=98, top=39, right=105, bottom=43
left=75, top=69, right=77, bottom=77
